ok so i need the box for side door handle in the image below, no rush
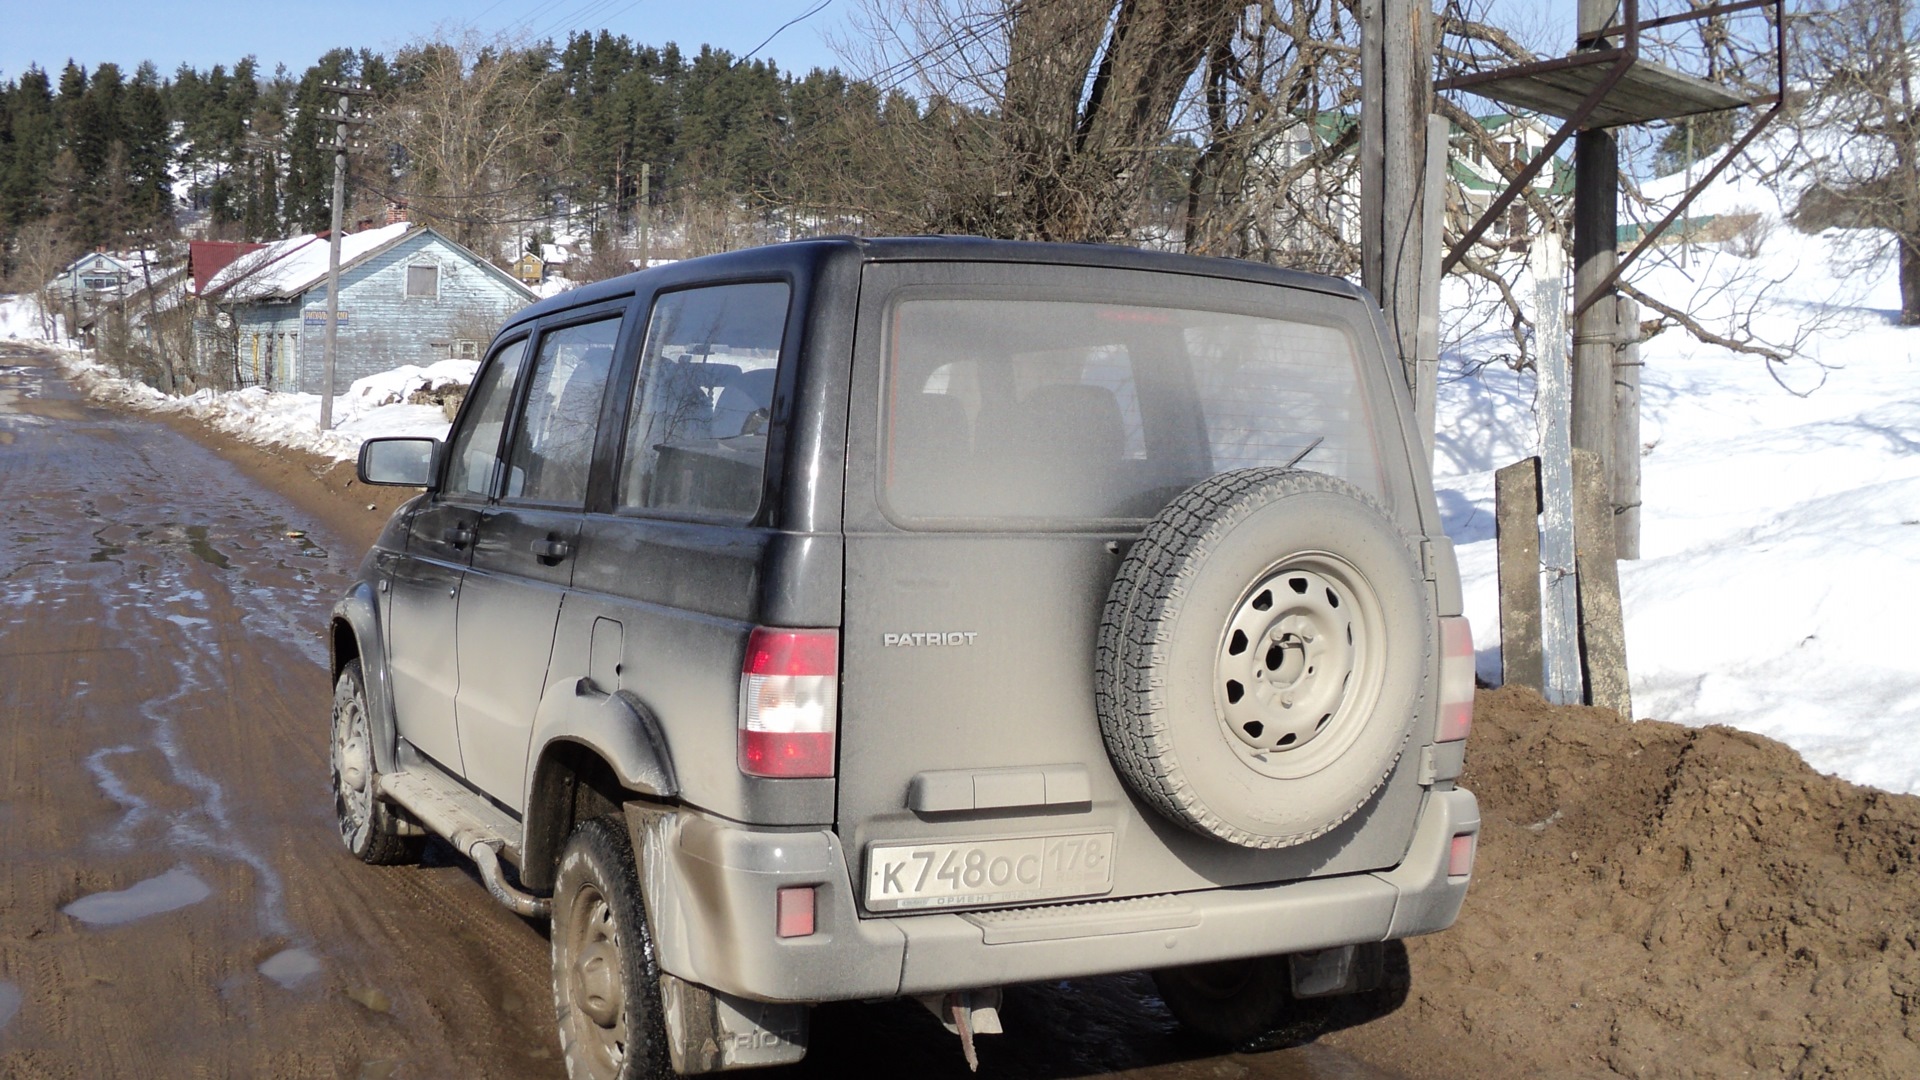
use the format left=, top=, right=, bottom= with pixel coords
left=529, top=538, right=573, bottom=563
left=441, top=523, right=474, bottom=548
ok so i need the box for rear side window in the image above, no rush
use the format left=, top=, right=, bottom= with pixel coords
left=444, top=336, right=528, bottom=498
left=882, top=297, right=1379, bottom=524
left=503, top=315, right=620, bottom=506
left=617, top=282, right=790, bottom=521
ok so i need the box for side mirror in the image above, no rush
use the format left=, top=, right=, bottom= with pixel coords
left=358, top=437, right=441, bottom=488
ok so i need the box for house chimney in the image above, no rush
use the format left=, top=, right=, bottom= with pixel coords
left=386, top=200, right=408, bottom=226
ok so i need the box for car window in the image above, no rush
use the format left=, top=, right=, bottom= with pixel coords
left=502, top=316, right=621, bottom=506
left=617, top=282, right=790, bottom=521
left=443, top=337, right=528, bottom=499
left=882, top=296, right=1380, bottom=524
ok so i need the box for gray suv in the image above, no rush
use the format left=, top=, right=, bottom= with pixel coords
left=331, top=237, right=1479, bottom=1079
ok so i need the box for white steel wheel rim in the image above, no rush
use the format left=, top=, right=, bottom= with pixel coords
left=331, top=691, right=374, bottom=852
left=1213, top=552, right=1388, bottom=781
left=561, top=882, right=628, bottom=1078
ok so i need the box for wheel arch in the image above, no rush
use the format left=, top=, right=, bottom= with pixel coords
left=331, top=581, right=400, bottom=776
left=521, top=688, right=680, bottom=892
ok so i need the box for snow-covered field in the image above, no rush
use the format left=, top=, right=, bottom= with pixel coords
left=6, top=205, right=1918, bottom=797
left=1437, top=209, right=1920, bottom=795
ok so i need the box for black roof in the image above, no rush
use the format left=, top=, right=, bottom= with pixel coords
left=503, top=236, right=1369, bottom=330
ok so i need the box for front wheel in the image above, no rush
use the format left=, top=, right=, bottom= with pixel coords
left=552, top=815, right=673, bottom=1080
left=330, top=659, right=420, bottom=865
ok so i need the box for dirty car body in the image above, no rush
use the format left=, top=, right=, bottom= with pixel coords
left=329, top=237, right=1480, bottom=1076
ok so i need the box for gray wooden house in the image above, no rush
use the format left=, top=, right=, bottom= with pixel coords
left=198, top=223, right=535, bottom=392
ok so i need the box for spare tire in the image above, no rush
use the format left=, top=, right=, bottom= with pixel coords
left=1095, top=469, right=1433, bottom=849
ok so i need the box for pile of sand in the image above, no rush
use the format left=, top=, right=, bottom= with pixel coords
left=1329, top=687, right=1920, bottom=1077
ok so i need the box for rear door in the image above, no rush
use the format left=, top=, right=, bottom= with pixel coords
left=838, top=261, right=1426, bottom=914
left=455, top=308, right=625, bottom=808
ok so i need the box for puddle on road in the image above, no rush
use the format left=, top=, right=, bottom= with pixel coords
left=184, top=525, right=232, bottom=570
left=0, top=980, right=20, bottom=1034
left=259, top=947, right=324, bottom=989
left=63, top=866, right=211, bottom=926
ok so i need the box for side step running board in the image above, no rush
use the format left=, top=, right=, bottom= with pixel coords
left=379, top=770, right=552, bottom=918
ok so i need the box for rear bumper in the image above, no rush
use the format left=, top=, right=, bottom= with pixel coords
left=628, top=786, right=1478, bottom=1003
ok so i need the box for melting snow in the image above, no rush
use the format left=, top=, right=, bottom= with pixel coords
left=63, top=866, right=212, bottom=926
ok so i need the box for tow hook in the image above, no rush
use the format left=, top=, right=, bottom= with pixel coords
left=917, top=988, right=1003, bottom=1072
left=460, top=833, right=552, bottom=918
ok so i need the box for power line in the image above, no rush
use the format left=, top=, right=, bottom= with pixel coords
left=738, top=0, right=834, bottom=66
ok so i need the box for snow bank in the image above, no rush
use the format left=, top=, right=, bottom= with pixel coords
left=0, top=295, right=471, bottom=462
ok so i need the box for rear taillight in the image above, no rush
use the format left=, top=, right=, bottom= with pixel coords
left=739, top=628, right=839, bottom=778
left=1437, top=616, right=1475, bottom=743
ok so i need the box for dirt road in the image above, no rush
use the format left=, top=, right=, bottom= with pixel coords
left=0, top=344, right=1394, bottom=1078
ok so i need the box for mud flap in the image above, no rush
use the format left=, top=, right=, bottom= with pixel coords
left=659, top=973, right=808, bottom=1073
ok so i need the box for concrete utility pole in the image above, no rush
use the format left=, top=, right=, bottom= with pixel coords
left=1571, top=0, right=1621, bottom=479
left=1360, top=0, right=1437, bottom=440
left=1531, top=231, right=1583, bottom=706
left=318, top=81, right=370, bottom=431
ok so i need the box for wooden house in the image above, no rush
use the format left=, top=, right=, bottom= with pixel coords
left=513, top=252, right=546, bottom=285
left=198, top=223, right=535, bottom=392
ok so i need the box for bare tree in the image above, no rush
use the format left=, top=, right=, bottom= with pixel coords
left=6, top=220, right=73, bottom=341
left=376, top=30, right=570, bottom=259
left=1786, top=0, right=1920, bottom=324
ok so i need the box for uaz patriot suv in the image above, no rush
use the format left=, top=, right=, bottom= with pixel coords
left=330, top=237, right=1479, bottom=1078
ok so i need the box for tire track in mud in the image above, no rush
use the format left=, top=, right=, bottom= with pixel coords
left=0, top=347, right=562, bottom=1078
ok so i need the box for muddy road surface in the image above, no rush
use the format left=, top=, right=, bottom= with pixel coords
left=0, top=345, right=1400, bottom=1078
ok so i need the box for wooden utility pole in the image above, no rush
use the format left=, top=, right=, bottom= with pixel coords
left=317, top=81, right=369, bottom=431
left=1361, top=0, right=1436, bottom=427
left=1572, top=0, right=1621, bottom=478
left=1612, top=295, right=1643, bottom=558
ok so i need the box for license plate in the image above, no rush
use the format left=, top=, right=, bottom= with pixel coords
left=864, top=831, right=1116, bottom=912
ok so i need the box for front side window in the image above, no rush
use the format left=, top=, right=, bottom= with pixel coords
left=617, top=282, right=790, bottom=521
left=502, top=316, right=621, bottom=506
left=444, top=337, right=529, bottom=498
left=882, top=296, right=1380, bottom=525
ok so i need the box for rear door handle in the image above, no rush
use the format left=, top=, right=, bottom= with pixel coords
left=441, top=523, right=474, bottom=548
left=530, top=538, right=572, bottom=562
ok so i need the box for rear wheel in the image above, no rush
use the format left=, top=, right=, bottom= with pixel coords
left=330, top=659, right=420, bottom=865
left=552, top=815, right=672, bottom=1080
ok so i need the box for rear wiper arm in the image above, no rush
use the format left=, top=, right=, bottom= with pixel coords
left=1282, top=436, right=1324, bottom=470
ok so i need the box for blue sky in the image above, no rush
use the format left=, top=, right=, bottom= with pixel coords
left=0, top=0, right=1573, bottom=88
left=0, top=0, right=851, bottom=83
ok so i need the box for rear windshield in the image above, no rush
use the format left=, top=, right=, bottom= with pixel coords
left=882, top=295, right=1382, bottom=525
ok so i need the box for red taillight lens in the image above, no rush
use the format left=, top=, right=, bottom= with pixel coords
left=739, top=628, right=838, bottom=779
left=1448, top=832, right=1477, bottom=878
left=1437, top=616, right=1475, bottom=743
left=776, top=885, right=816, bottom=938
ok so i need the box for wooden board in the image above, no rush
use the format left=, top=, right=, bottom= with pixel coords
left=1573, top=449, right=1632, bottom=718
left=1466, top=56, right=1749, bottom=128
left=1495, top=457, right=1544, bottom=693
